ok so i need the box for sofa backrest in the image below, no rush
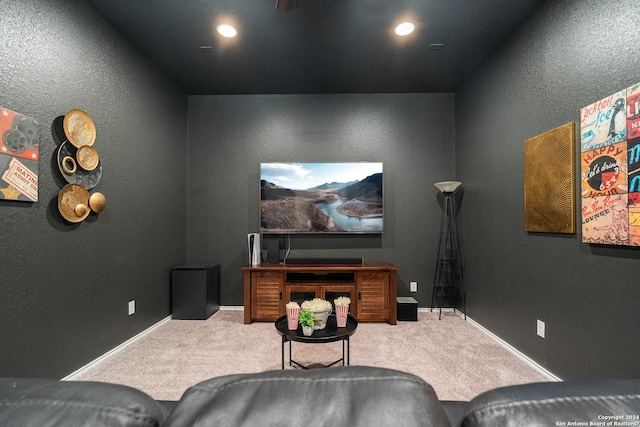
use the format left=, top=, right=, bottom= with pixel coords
left=459, top=379, right=640, bottom=427
left=0, top=377, right=168, bottom=427
left=164, top=366, right=451, bottom=427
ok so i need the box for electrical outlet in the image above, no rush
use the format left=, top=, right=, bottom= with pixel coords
left=410, top=281, right=418, bottom=292
left=128, top=300, right=135, bottom=316
left=536, top=319, right=545, bottom=338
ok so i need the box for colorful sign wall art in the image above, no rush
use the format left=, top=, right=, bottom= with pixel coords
left=0, top=107, right=40, bottom=202
left=580, top=82, right=640, bottom=245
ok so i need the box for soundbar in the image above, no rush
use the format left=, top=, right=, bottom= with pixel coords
left=283, top=257, right=363, bottom=265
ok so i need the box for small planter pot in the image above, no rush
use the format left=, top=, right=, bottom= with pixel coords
left=302, top=325, right=314, bottom=336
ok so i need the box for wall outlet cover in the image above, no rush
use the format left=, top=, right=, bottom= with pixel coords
left=536, top=319, right=545, bottom=338
left=128, top=300, right=136, bottom=315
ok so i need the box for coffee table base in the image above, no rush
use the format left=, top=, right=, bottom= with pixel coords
left=282, top=335, right=350, bottom=370
left=275, top=315, right=358, bottom=370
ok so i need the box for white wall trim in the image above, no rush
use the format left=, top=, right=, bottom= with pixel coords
left=466, top=314, right=561, bottom=381
left=62, top=315, right=172, bottom=381
left=219, top=305, right=243, bottom=311
left=420, top=308, right=561, bottom=381
left=63, top=307, right=243, bottom=380
left=66, top=306, right=560, bottom=383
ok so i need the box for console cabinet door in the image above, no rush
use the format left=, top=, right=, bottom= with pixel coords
left=322, top=285, right=357, bottom=314
left=357, top=272, right=389, bottom=321
left=286, top=285, right=357, bottom=313
left=252, top=272, right=284, bottom=321
left=285, top=285, right=318, bottom=306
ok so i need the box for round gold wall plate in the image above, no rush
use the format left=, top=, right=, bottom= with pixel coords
left=77, top=145, right=99, bottom=171
left=58, top=183, right=91, bottom=223
left=63, top=109, right=96, bottom=148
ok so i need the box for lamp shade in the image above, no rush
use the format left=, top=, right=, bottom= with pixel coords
left=434, top=181, right=462, bottom=193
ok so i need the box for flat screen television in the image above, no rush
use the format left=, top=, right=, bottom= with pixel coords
left=260, top=162, right=383, bottom=234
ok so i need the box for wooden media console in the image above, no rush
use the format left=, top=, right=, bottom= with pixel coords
left=243, top=262, right=398, bottom=325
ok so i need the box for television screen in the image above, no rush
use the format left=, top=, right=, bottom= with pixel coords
left=260, top=162, right=383, bottom=234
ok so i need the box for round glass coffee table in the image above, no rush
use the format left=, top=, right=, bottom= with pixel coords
left=275, top=314, right=358, bottom=369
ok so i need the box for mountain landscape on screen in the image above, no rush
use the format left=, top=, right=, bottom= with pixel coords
left=260, top=163, right=383, bottom=234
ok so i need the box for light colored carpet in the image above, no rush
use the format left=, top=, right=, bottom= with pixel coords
left=72, top=309, right=552, bottom=401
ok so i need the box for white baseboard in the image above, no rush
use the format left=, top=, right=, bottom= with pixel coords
left=63, top=307, right=245, bottom=380
left=65, top=306, right=560, bottom=383
left=62, top=315, right=172, bottom=381
left=420, top=308, right=561, bottom=381
left=219, top=305, right=243, bottom=311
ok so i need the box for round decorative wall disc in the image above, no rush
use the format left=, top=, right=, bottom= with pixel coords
left=63, top=109, right=96, bottom=148
left=58, top=183, right=90, bottom=223
left=89, top=192, right=107, bottom=213
left=77, top=145, right=99, bottom=171
left=57, top=141, right=102, bottom=189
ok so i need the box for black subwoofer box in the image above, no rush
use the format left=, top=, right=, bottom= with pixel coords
left=397, top=297, right=418, bottom=321
left=171, top=264, right=220, bottom=320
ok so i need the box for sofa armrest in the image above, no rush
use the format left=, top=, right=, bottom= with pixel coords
left=459, top=379, right=640, bottom=427
left=165, top=366, right=451, bottom=427
left=0, top=378, right=168, bottom=427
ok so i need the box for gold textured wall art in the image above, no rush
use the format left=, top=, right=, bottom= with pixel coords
left=524, top=122, right=575, bottom=233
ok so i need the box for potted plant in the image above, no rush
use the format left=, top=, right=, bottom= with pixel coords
left=298, top=309, right=315, bottom=336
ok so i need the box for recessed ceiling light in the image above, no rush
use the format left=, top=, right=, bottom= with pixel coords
left=217, top=24, right=238, bottom=38
left=394, top=22, right=415, bottom=36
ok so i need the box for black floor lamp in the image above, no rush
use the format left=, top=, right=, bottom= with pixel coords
left=431, top=181, right=466, bottom=320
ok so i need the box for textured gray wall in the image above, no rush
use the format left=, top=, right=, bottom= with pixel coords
left=186, top=94, right=455, bottom=306
left=6, top=0, right=636, bottom=383
left=0, top=0, right=187, bottom=377
left=456, top=0, right=640, bottom=379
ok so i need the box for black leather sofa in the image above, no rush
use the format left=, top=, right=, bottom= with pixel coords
left=2, top=366, right=639, bottom=426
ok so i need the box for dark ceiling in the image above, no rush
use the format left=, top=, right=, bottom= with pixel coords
left=83, top=0, right=545, bottom=95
